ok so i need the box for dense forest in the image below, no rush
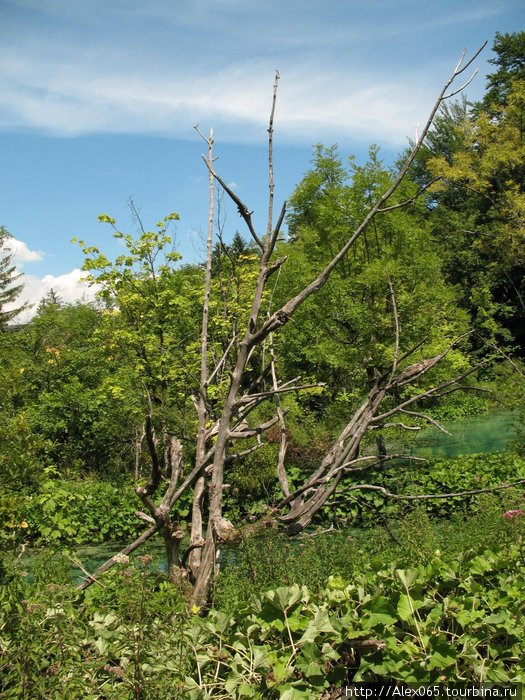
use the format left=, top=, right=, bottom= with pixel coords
left=1, top=33, right=524, bottom=697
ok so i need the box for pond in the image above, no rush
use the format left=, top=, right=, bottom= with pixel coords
left=72, top=541, right=168, bottom=583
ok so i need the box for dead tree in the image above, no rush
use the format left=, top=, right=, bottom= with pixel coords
left=77, top=43, right=523, bottom=606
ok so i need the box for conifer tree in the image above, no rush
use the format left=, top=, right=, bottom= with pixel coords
left=0, top=226, right=27, bottom=327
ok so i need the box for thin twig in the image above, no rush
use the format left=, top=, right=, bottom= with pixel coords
left=400, top=409, right=452, bottom=436
left=377, top=179, right=441, bottom=212
left=68, top=555, right=107, bottom=589
left=443, top=70, right=479, bottom=99
left=477, top=334, right=525, bottom=379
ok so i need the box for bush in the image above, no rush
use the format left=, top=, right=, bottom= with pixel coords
left=1, top=506, right=523, bottom=697
left=188, top=516, right=525, bottom=696
left=2, top=478, right=143, bottom=547
left=0, top=553, right=193, bottom=698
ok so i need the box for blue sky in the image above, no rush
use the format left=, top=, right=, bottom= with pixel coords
left=1, top=0, right=523, bottom=319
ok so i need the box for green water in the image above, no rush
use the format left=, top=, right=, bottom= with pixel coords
left=21, top=540, right=168, bottom=585
left=72, top=540, right=167, bottom=583
left=404, top=410, right=519, bottom=459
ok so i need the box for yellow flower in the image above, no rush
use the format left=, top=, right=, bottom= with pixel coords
left=191, top=605, right=200, bottom=614
left=20, top=521, right=29, bottom=528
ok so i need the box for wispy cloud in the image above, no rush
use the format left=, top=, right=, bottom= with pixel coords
left=0, top=45, right=445, bottom=146
left=1, top=0, right=504, bottom=146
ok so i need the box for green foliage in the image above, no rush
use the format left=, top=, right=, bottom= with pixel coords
left=0, top=370, right=50, bottom=490
left=214, top=526, right=374, bottom=608
left=480, top=30, right=525, bottom=111
left=323, top=451, right=525, bottom=529
left=75, top=214, right=209, bottom=464
left=1, top=43, right=524, bottom=686
left=228, top=440, right=280, bottom=501
left=215, top=488, right=524, bottom=607
left=423, top=75, right=525, bottom=351
left=373, top=450, right=525, bottom=520
left=191, top=521, right=525, bottom=695
left=275, top=144, right=469, bottom=418
left=0, top=299, right=138, bottom=478
left=2, top=478, right=143, bottom=546
left=2, top=507, right=523, bottom=697
left=425, top=391, right=490, bottom=421
left=0, top=553, right=193, bottom=698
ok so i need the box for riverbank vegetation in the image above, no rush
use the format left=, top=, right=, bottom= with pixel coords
left=1, top=495, right=523, bottom=696
left=1, top=32, right=524, bottom=694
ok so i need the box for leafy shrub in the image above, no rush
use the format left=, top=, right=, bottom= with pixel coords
left=0, top=553, right=193, bottom=698
left=331, top=450, right=525, bottom=526
left=187, top=530, right=525, bottom=696
left=4, top=478, right=143, bottom=546
left=1, top=508, right=523, bottom=697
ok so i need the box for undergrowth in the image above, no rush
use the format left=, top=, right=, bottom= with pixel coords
left=1, top=492, right=523, bottom=698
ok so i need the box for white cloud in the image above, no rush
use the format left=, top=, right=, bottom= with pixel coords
left=1, top=237, right=99, bottom=322
left=4, top=238, right=45, bottom=266
left=5, top=268, right=100, bottom=324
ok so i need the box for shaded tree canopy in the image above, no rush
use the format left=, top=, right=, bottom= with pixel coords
left=480, top=30, right=525, bottom=110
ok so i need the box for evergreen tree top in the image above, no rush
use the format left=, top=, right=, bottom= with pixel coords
left=0, top=226, right=28, bottom=328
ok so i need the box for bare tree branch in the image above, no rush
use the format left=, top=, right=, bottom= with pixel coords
left=235, top=381, right=325, bottom=404
left=443, top=70, right=479, bottom=100
left=375, top=362, right=484, bottom=422
left=228, top=411, right=288, bottom=439
left=266, top=70, right=280, bottom=241
left=135, top=511, right=156, bottom=525
left=160, top=438, right=183, bottom=508
left=277, top=454, right=426, bottom=511
left=386, top=270, right=400, bottom=385
left=399, top=408, right=452, bottom=436
left=377, top=179, right=441, bottom=213
left=250, top=46, right=487, bottom=346
left=225, top=439, right=264, bottom=464
left=80, top=48, right=490, bottom=601
left=454, top=41, right=487, bottom=77
left=68, top=556, right=106, bottom=589
left=339, top=480, right=525, bottom=501
left=202, top=158, right=264, bottom=250
left=268, top=201, right=287, bottom=257
left=76, top=526, right=158, bottom=591
left=370, top=422, right=422, bottom=431
left=269, top=330, right=290, bottom=497
left=477, top=334, right=525, bottom=379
